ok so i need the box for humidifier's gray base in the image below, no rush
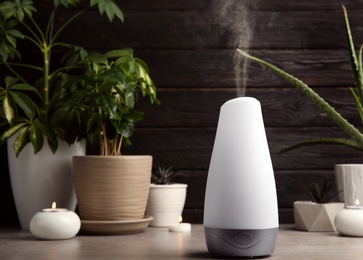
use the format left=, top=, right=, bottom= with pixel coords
left=204, top=226, right=278, bottom=257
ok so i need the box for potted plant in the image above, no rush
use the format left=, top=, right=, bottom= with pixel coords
left=145, top=166, right=188, bottom=227
left=237, top=5, right=363, bottom=206
left=0, top=0, right=124, bottom=229
left=64, top=48, right=159, bottom=234
left=294, top=179, right=344, bottom=232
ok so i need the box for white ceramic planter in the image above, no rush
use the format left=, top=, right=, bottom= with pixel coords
left=145, top=183, right=187, bottom=227
left=7, top=136, right=86, bottom=229
left=294, top=201, right=344, bottom=232
left=335, top=164, right=363, bottom=206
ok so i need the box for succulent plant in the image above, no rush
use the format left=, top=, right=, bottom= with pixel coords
left=151, top=166, right=187, bottom=185
left=306, top=179, right=339, bottom=204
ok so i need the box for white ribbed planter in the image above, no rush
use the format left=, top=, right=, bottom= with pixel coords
left=335, top=164, right=363, bottom=206
left=145, top=183, right=187, bottom=227
left=8, top=136, right=86, bottom=230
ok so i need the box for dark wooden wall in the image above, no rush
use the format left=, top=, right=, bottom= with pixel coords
left=2, top=0, right=363, bottom=226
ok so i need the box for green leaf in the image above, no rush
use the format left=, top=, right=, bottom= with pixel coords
left=29, top=123, right=43, bottom=154
left=5, top=34, right=16, bottom=48
left=112, top=121, right=134, bottom=137
left=86, top=52, right=107, bottom=64
left=86, top=113, right=100, bottom=133
left=7, top=29, right=23, bottom=38
left=280, top=138, right=363, bottom=153
left=3, top=94, right=15, bottom=124
left=342, top=5, right=363, bottom=102
left=105, top=48, right=133, bottom=58
left=350, top=87, right=363, bottom=123
left=237, top=48, right=363, bottom=151
left=60, top=44, right=88, bottom=66
left=10, top=91, right=35, bottom=119
left=96, top=93, right=117, bottom=119
left=91, top=0, right=124, bottom=22
left=54, top=0, right=81, bottom=7
left=123, top=109, right=144, bottom=122
left=34, top=120, right=58, bottom=153
left=10, top=83, right=40, bottom=96
left=5, top=76, right=18, bottom=87
left=0, top=122, right=27, bottom=144
left=14, top=126, right=29, bottom=157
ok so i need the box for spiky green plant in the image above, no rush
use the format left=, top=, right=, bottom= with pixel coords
left=237, top=5, right=363, bottom=153
left=306, top=179, right=339, bottom=204
left=151, top=166, right=187, bottom=185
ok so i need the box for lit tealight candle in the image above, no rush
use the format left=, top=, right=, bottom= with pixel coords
left=335, top=199, right=363, bottom=237
left=168, top=216, right=191, bottom=232
left=30, top=202, right=81, bottom=240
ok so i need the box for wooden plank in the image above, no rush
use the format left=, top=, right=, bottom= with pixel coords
left=36, top=0, right=363, bottom=12
left=116, top=127, right=363, bottom=171
left=121, top=0, right=363, bottom=12
left=135, top=49, right=355, bottom=88
left=53, top=9, right=351, bottom=50
left=1, top=49, right=356, bottom=89
left=137, top=88, right=358, bottom=128
left=20, top=6, right=363, bottom=50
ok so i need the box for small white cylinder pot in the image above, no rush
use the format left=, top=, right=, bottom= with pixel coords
left=335, top=164, right=363, bottom=206
left=334, top=207, right=363, bottom=237
left=30, top=209, right=81, bottom=240
left=145, top=183, right=187, bottom=227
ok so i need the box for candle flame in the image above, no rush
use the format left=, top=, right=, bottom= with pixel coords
left=355, top=199, right=360, bottom=206
left=179, top=215, right=183, bottom=223
left=52, top=202, right=56, bottom=210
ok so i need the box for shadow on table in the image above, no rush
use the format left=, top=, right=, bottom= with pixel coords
left=186, top=251, right=271, bottom=259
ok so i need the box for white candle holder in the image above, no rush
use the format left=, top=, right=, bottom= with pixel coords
left=168, top=223, right=191, bottom=232
left=30, top=207, right=81, bottom=240
left=335, top=199, right=363, bottom=237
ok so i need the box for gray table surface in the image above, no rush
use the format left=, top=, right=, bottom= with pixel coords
left=0, top=224, right=362, bottom=259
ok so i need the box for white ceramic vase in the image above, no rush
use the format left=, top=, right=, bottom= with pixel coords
left=7, top=136, right=86, bottom=229
left=145, top=183, right=187, bottom=227
left=335, top=164, right=363, bottom=206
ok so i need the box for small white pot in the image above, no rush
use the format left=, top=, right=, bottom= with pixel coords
left=335, top=164, right=363, bottom=206
left=145, top=183, right=187, bottom=227
left=294, top=201, right=344, bottom=232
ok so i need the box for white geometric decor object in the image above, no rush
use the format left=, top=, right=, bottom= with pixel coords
left=294, top=201, right=345, bottom=232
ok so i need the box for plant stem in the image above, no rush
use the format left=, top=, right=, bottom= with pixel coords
left=4, top=62, right=42, bottom=71
left=50, top=8, right=88, bottom=46
left=43, top=44, right=50, bottom=111
left=20, top=21, right=43, bottom=49
left=116, top=135, right=123, bottom=156
left=3, top=62, right=29, bottom=85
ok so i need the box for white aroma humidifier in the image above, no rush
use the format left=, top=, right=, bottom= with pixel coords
left=204, top=97, right=279, bottom=257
